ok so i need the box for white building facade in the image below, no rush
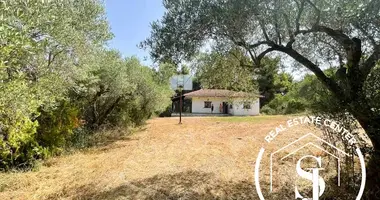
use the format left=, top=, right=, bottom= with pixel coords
left=185, top=89, right=261, bottom=116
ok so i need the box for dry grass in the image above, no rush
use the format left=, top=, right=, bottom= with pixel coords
left=0, top=116, right=356, bottom=199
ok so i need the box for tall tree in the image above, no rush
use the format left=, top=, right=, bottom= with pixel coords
left=0, top=0, right=173, bottom=169
left=193, top=49, right=287, bottom=106
left=193, top=49, right=257, bottom=92
left=141, top=0, right=380, bottom=197
left=0, top=0, right=112, bottom=168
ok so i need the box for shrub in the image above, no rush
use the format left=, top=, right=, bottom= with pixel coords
left=0, top=114, right=45, bottom=170
left=158, top=106, right=173, bottom=117
left=285, top=99, right=306, bottom=114
left=36, top=101, right=80, bottom=155
left=0, top=81, right=45, bottom=170
left=260, top=105, right=277, bottom=115
left=261, top=93, right=306, bottom=115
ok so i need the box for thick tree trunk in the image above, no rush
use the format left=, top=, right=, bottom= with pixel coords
left=363, top=150, right=380, bottom=199
left=344, top=38, right=380, bottom=199
left=356, top=116, right=380, bottom=199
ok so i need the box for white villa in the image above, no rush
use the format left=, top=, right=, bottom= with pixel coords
left=183, top=89, right=262, bottom=116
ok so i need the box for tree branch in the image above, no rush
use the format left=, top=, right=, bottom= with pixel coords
left=295, top=0, right=305, bottom=32
left=283, top=13, right=293, bottom=47
left=256, top=48, right=275, bottom=65
left=319, top=39, right=345, bottom=68
left=273, top=0, right=282, bottom=45
left=273, top=45, right=346, bottom=99
left=252, top=7, right=271, bottom=42
left=259, top=20, right=270, bottom=41
left=294, top=25, right=363, bottom=82
left=361, top=46, right=380, bottom=78
left=236, top=41, right=272, bottom=49
left=234, top=39, right=275, bottom=66
left=302, top=25, right=352, bottom=49
left=287, top=0, right=305, bottom=48
left=354, top=22, right=378, bottom=48
left=292, top=23, right=353, bottom=53
left=47, top=49, right=65, bottom=68
left=230, top=50, right=254, bottom=69
left=305, top=0, right=320, bottom=26
left=246, top=49, right=256, bottom=64
left=294, top=26, right=363, bottom=95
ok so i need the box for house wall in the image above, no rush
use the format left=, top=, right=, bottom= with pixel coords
left=228, top=104, right=234, bottom=115
left=191, top=97, right=260, bottom=115
left=191, top=97, right=227, bottom=114
left=231, top=98, right=260, bottom=116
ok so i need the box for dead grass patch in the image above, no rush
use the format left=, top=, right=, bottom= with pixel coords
left=0, top=116, right=356, bottom=199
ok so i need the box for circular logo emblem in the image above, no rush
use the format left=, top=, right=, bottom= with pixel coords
left=254, top=116, right=366, bottom=200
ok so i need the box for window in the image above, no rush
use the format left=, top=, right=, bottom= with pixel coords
left=243, top=102, right=251, bottom=109
left=229, top=104, right=233, bottom=109
left=204, top=101, right=212, bottom=108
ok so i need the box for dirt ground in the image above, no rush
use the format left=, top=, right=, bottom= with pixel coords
left=0, top=116, right=329, bottom=199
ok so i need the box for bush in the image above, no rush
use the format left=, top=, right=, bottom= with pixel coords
left=0, top=115, right=43, bottom=170
left=285, top=99, right=306, bottom=114
left=261, top=93, right=306, bottom=115
left=260, top=106, right=277, bottom=115
left=158, top=106, right=173, bottom=117
left=36, top=101, right=80, bottom=155
left=0, top=80, right=46, bottom=170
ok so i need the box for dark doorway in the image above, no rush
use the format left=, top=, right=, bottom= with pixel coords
left=222, top=102, right=229, bottom=114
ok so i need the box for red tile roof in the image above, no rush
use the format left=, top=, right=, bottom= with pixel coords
left=183, top=89, right=262, bottom=98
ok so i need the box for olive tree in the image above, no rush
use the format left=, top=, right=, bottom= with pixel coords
left=142, top=0, right=380, bottom=197
left=0, top=0, right=111, bottom=168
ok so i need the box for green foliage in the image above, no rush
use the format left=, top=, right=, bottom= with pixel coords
left=0, top=79, right=43, bottom=169
left=103, top=58, right=173, bottom=127
left=194, top=49, right=257, bottom=92
left=0, top=114, right=42, bottom=170
left=364, top=65, right=380, bottom=112
left=256, top=58, right=293, bottom=106
left=74, top=53, right=173, bottom=129
left=142, top=0, right=379, bottom=67
left=0, top=0, right=113, bottom=169
left=36, top=101, right=80, bottom=155
left=155, top=63, right=177, bottom=85
left=265, top=65, right=380, bottom=117
left=193, top=48, right=290, bottom=107
left=0, top=1, right=173, bottom=170
left=295, top=70, right=343, bottom=114
left=179, top=65, right=190, bottom=75
left=274, top=72, right=294, bottom=94
left=261, top=93, right=305, bottom=115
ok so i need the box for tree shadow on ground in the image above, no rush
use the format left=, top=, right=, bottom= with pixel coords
left=50, top=170, right=258, bottom=200
left=76, top=126, right=146, bottom=154
left=61, top=170, right=353, bottom=200
left=89, top=126, right=146, bottom=148
left=45, top=169, right=314, bottom=200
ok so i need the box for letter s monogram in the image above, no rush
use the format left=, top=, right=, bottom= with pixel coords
left=295, top=155, right=325, bottom=200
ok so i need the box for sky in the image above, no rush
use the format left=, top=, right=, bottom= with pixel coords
left=104, top=0, right=165, bottom=66
left=103, top=1, right=307, bottom=80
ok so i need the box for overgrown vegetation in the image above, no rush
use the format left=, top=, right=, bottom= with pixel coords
left=0, top=0, right=172, bottom=170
